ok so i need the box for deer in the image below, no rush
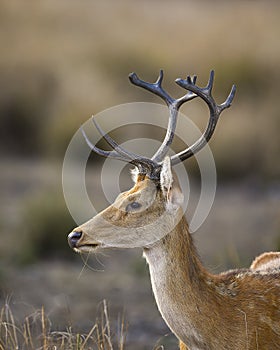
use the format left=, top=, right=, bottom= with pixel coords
left=68, top=69, right=280, bottom=350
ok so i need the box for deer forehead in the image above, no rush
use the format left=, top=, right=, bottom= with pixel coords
left=113, top=177, right=159, bottom=207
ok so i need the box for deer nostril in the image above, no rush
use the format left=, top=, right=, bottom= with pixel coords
left=68, top=231, right=82, bottom=249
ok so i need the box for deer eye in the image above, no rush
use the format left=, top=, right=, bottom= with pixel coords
left=126, top=201, right=142, bottom=212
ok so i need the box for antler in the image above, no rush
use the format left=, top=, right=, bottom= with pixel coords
left=171, top=70, right=236, bottom=165
left=129, top=70, right=197, bottom=162
left=82, top=69, right=235, bottom=180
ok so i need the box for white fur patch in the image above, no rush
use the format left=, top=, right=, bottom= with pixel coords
left=130, top=167, right=139, bottom=183
left=160, top=157, right=173, bottom=197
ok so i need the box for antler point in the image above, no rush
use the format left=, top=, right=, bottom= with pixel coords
left=157, top=70, right=164, bottom=85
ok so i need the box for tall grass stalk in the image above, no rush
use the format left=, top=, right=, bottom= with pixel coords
left=0, top=301, right=127, bottom=350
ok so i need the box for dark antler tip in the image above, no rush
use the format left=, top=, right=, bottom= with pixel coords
left=128, top=72, right=140, bottom=83
left=187, top=75, right=193, bottom=84
left=175, top=78, right=183, bottom=85
left=228, top=84, right=237, bottom=103
left=209, top=70, right=215, bottom=81
left=156, top=70, right=164, bottom=84
left=205, top=70, right=215, bottom=92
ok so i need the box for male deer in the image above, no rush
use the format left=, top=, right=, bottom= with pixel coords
left=68, top=70, right=280, bottom=350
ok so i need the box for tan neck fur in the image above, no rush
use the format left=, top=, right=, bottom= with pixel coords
left=144, top=215, right=217, bottom=349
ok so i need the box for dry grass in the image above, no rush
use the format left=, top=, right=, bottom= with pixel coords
left=0, top=301, right=127, bottom=350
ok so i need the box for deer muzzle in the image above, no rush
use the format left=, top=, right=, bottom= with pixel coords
left=68, top=230, right=101, bottom=252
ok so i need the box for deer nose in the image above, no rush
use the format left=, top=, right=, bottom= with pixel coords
left=68, top=231, right=82, bottom=248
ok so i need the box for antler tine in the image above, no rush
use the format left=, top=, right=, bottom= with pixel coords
left=171, top=70, right=236, bottom=165
left=206, top=69, right=214, bottom=94
left=219, top=84, right=236, bottom=112
left=175, top=75, right=198, bottom=106
left=81, top=127, right=126, bottom=162
left=91, top=117, right=141, bottom=162
left=81, top=122, right=161, bottom=179
left=129, top=70, right=174, bottom=106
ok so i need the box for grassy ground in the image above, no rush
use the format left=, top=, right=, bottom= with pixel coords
left=0, top=300, right=128, bottom=350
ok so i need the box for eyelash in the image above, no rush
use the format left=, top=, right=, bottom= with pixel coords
left=126, top=202, right=141, bottom=212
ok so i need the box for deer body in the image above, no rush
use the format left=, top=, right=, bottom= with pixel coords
left=67, top=70, right=280, bottom=349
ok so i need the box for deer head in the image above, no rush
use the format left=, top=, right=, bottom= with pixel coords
left=68, top=70, right=235, bottom=252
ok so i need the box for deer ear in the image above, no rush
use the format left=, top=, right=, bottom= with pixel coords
left=160, top=157, right=184, bottom=210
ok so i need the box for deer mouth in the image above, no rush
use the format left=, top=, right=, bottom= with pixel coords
left=74, top=243, right=101, bottom=253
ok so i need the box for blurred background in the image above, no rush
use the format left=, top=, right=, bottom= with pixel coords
left=1, top=1, right=280, bottom=349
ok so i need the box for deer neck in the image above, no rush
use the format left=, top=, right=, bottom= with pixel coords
left=143, top=212, right=222, bottom=348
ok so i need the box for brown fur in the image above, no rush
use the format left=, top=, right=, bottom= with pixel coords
left=145, top=215, right=280, bottom=349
